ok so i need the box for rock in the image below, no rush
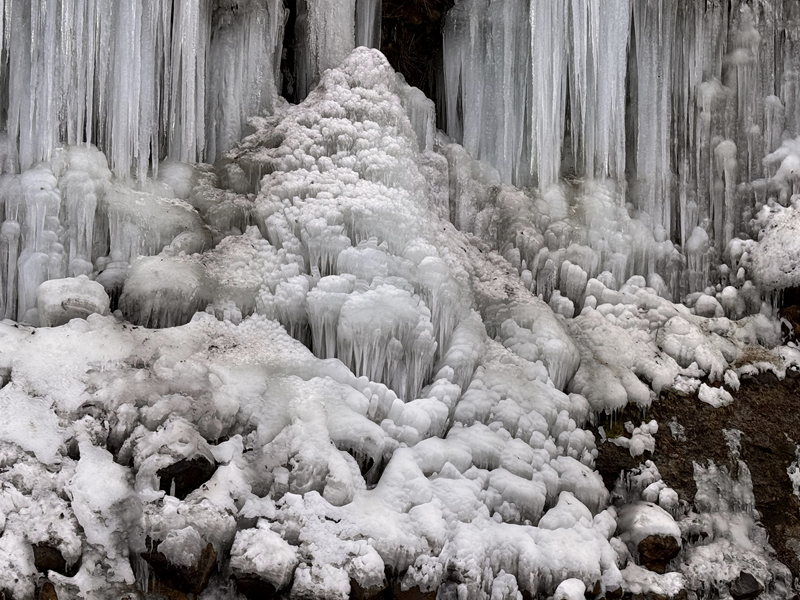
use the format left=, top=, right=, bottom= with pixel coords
left=729, top=572, right=763, bottom=600
left=389, top=580, right=437, bottom=600
left=147, top=579, right=190, bottom=600
left=637, top=534, right=681, bottom=574
left=605, top=587, right=623, bottom=600
left=617, top=503, right=681, bottom=574
left=32, top=544, right=70, bottom=575
left=232, top=575, right=279, bottom=600
left=36, top=583, right=57, bottom=600
left=157, top=455, right=216, bottom=500
left=141, top=541, right=217, bottom=596
left=585, top=580, right=601, bottom=598
left=350, top=578, right=387, bottom=600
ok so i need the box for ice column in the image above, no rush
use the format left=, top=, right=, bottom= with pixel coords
left=0, top=0, right=286, bottom=179
left=355, top=0, right=381, bottom=49
left=295, top=0, right=356, bottom=100
left=206, top=0, right=287, bottom=160
left=631, top=0, right=676, bottom=234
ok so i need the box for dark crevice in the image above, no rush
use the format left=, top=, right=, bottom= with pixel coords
left=380, top=0, right=455, bottom=127
left=280, top=0, right=299, bottom=103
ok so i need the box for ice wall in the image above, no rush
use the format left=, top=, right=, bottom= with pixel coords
left=442, top=0, right=800, bottom=295
left=0, top=0, right=287, bottom=179
left=294, top=0, right=357, bottom=100
left=355, top=0, right=382, bottom=49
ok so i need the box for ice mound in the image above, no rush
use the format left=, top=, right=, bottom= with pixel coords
left=0, top=44, right=797, bottom=600
left=0, top=49, right=632, bottom=599
left=36, top=276, right=110, bottom=327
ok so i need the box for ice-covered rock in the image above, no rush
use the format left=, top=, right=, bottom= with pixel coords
left=36, top=276, right=110, bottom=327
left=617, top=502, right=681, bottom=574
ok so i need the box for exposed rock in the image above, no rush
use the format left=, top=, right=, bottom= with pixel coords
left=157, top=455, right=216, bottom=500
left=350, top=578, right=387, bottom=600
left=36, top=583, right=57, bottom=600
left=32, top=544, right=71, bottom=576
left=147, top=579, right=190, bottom=600
left=729, top=572, right=764, bottom=600
left=637, top=534, right=681, bottom=574
left=617, top=503, right=681, bottom=574
left=141, top=541, right=217, bottom=596
left=232, top=575, right=279, bottom=600
left=605, top=588, right=623, bottom=600
left=594, top=370, right=800, bottom=577
left=390, top=580, right=437, bottom=600
left=381, top=0, right=455, bottom=105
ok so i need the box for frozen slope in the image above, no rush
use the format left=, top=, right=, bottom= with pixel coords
left=0, top=48, right=797, bottom=600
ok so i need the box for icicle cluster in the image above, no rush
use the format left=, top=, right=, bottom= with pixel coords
left=443, top=0, right=800, bottom=296
left=0, top=0, right=286, bottom=179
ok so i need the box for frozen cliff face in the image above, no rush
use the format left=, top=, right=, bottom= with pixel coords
left=2, top=0, right=800, bottom=596
left=0, top=46, right=796, bottom=600
left=0, top=0, right=288, bottom=179
left=0, top=49, right=628, bottom=599
left=442, top=0, right=800, bottom=303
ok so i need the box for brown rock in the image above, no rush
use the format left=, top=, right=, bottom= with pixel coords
left=157, top=455, right=216, bottom=500
left=232, top=575, right=279, bottom=600
left=389, top=580, right=436, bottom=600
left=33, top=544, right=76, bottom=576
left=350, top=578, right=387, bottom=600
left=605, top=587, right=623, bottom=600
left=637, top=534, right=681, bottom=574
left=730, top=572, right=763, bottom=600
left=37, top=583, right=57, bottom=600
left=148, top=579, right=190, bottom=600
left=585, top=580, right=601, bottom=598
left=141, top=540, right=217, bottom=596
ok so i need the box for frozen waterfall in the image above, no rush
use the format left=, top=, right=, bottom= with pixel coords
left=1, top=1, right=800, bottom=599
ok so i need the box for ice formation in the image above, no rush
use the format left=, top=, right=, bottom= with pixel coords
left=0, top=1, right=799, bottom=599
left=443, top=0, right=800, bottom=304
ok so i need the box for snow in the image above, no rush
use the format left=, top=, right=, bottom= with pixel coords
left=698, top=384, right=734, bottom=409
left=0, top=386, right=64, bottom=465
left=230, top=521, right=299, bottom=590
left=608, top=421, right=658, bottom=458
left=37, top=275, right=110, bottom=327
left=554, top=578, right=586, bottom=600
left=619, top=501, right=680, bottom=546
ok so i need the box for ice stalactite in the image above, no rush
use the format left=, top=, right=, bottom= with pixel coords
left=441, top=0, right=800, bottom=300
left=295, top=0, right=356, bottom=100
left=355, top=0, right=382, bottom=49
left=206, top=0, right=288, bottom=161
left=0, top=0, right=287, bottom=179
left=443, top=0, right=629, bottom=189
left=567, top=0, right=630, bottom=184
left=529, top=0, right=569, bottom=190
left=631, top=0, right=676, bottom=238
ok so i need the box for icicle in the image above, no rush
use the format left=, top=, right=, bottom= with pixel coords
left=0, top=0, right=285, bottom=178
left=206, top=0, right=287, bottom=160
left=297, top=0, right=356, bottom=100
left=530, top=0, right=568, bottom=188
left=355, top=0, right=381, bottom=49
left=632, top=0, right=676, bottom=236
